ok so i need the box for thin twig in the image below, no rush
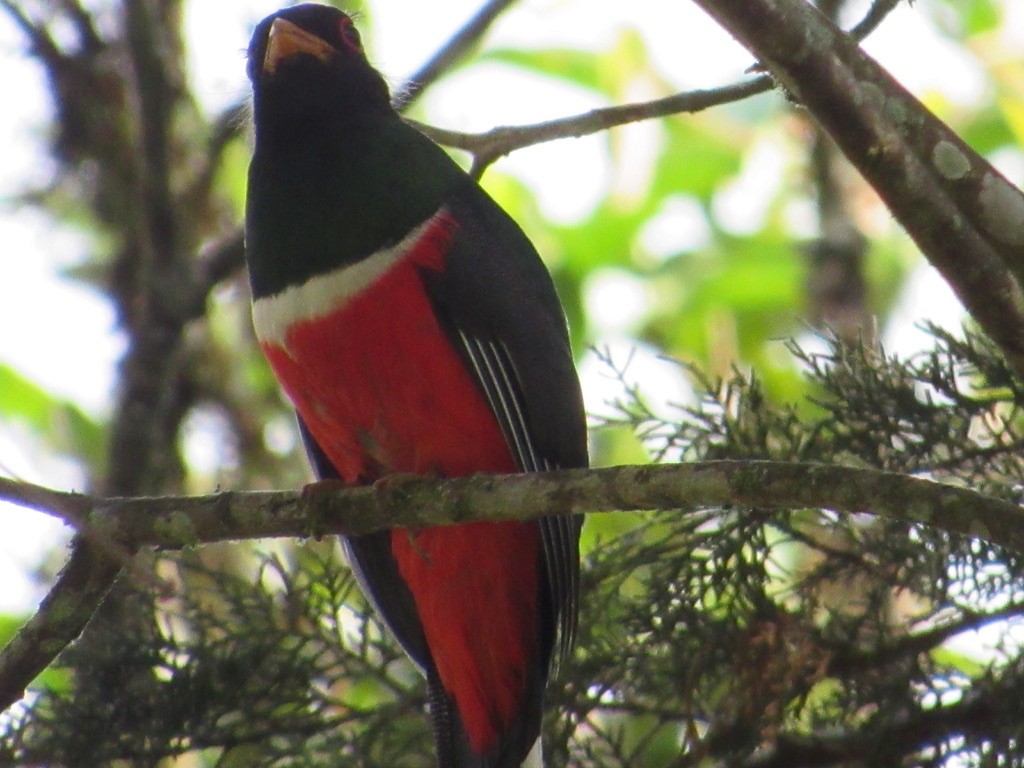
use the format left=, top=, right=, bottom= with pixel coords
left=827, top=600, right=1024, bottom=676
left=406, top=0, right=904, bottom=177
left=55, top=0, right=102, bottom=52
left=0, top=476, right=160, bottom=590
left=848, top=0, right=904, bottom=40
left=408, top=77, right=771, bottom=177
left=193, top=227, right=246, bottom=304
left=394, top=0, right=520, bottom=109
left=0, top=0, right=62, bottom=64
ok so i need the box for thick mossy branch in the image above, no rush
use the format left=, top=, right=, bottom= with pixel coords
left=1, top=461, right=1021, bottom=553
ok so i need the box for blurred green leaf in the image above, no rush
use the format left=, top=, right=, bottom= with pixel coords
left=646, top=232, right=804, bottom=363
left=931, top=645, right=988, bottom=679
left=959, top=102, right=1017, bottom=156
left=483, top=28, right=653, bottom=99
left=0, top=364, right=59, bottom=428
left=0, top=614, right=25, bottom=649
left=930, top=0, right=1002, bottom=36
left=482, top=47, right=612, bottom=95
left=962, top=0, right=1002, bottom=36
left=651, top=116, right=747, bottom=201
left=212, top=139, right=251, bottom=221
left=0, top=364, right=105, bottom=470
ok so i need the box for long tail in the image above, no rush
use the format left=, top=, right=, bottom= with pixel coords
left=426, top=670, right=544, bottom=768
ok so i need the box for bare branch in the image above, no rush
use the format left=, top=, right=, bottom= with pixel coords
left=0, top=478, right=150, bottom=578
left=827, top=600, right=1024, bottom=677
left=193, top=227, right=246, bottom=302
left=404, top=0, right=904, bottom=177
left=0, top=544, right=125, bottom=716
left=846, top=0, right=904, bottom=41
left=3, top=458, right=1018, bottom=732
left=0, top=1, right=62, bottom=65
left=395, top=0, right=520, bottom=109
left=55, top=0, right=103, bottom=53
left=2, top=456, right=1019, bottom=711
left=408, top=77, right=771, bottom=177
left=0, top=484, right=163, bottom=713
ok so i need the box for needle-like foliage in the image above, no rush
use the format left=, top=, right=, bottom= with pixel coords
left=5, top=327, right=1024, bottom=767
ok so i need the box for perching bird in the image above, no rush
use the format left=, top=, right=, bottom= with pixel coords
left=245, top=5, right=587, bottom=767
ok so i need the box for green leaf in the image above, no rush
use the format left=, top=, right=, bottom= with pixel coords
left=483, top=28, right=654, bottom=99
left=960, top=0, right=1002, bottom=35
left=650, top=115, right=747, bottom=201
left=0, top=613, right=26, bottom=648
left=931, top=0, right=1002, bottom=36
left=0, top=364, right=61, bottom=427
left=931, top=645, right=988, bottom=678
left=0, top=364, right=105, bottom=469
left=481, top=47, right=612, bottom=95
left=213, top=139, right=251, bottom=221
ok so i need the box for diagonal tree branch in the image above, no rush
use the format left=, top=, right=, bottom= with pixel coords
left=689, top=0, right=1024, bottom=376
left=0, top=542, right=128, bottom=718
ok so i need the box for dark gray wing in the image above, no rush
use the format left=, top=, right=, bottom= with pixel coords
left=421, top=182, right=589, bottom=670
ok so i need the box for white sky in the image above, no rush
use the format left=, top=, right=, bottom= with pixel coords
left=0, top=0, right=997, bottom=612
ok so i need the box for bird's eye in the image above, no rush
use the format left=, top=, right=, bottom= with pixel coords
left=338, top=16, right=362, bottom=52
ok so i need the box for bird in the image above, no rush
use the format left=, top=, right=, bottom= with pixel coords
left=244, top=5, right=588, bottom=767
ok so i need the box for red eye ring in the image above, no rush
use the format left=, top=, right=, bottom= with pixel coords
left=338, top=16, right=362, bottom=52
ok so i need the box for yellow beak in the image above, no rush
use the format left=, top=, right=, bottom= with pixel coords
left=263, top=18, right=336, bottom=74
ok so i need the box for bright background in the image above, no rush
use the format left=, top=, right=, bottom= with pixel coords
left=1, top=0, right=1016, bottom=622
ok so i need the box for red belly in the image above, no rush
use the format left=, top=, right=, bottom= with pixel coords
left=260, top=252, right=538, bottom=752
